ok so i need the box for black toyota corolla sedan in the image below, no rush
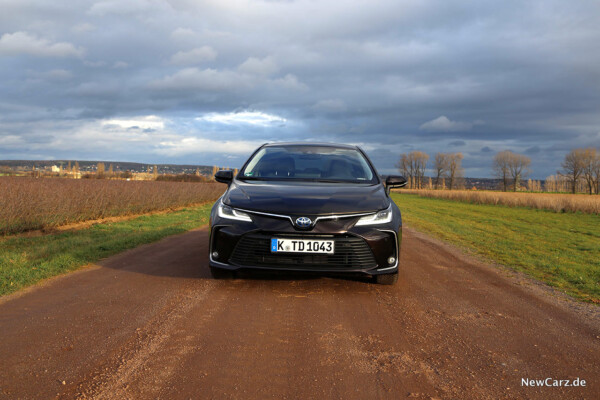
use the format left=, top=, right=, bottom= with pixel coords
left=208, top=143, right=407, bottom=284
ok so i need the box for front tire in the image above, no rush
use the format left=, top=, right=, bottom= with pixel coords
left=210, top=266, right=235, bottom=279
left=375, top=272, right=398, bottom=285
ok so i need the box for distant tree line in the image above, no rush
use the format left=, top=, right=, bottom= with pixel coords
left=492, top=150, right=531, bottom=192
left=396, top=151, right=465, bottom=190
left=559, top=148, right=600, bottom=194
left=397, top=146, right=600, bottom=194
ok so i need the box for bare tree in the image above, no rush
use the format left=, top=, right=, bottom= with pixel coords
left=396, top=153, right=412, bottom=186
left=412, top=151, right=429, bottom=189
left=493, top=151, right=512, bottom=191
left=96, top=162, right=105, bottom=178
left=447, top=153, right=464, bottom=190
left=396, top=152, right=429, bottom=189
left=581, top=148, right=598, bottom=194
left=433, top=153, right=449, bottom=189
left=594, top=150, right=600, bottom=195
left=508, top=153, right=531, bottom=192
left=561, top=149, right=586, bottom=194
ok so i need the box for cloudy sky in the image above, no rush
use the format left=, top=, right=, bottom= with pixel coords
left=1, top=0, right=599, bottom=177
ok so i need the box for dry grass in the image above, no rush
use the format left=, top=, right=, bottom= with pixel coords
left=0, top=177, right=224, bottom=235
left=401, top=189, right=600, bottom=214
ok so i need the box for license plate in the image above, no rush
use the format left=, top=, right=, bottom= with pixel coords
left=271, top=238, right=334, bottom=254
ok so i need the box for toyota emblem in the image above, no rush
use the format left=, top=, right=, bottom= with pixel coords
left=295, top=216, right=312, bottom=229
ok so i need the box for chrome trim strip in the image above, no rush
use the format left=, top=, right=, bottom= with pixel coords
left=235, top=207, right=376, bottom=225
left=376, top=229, right=399, bottom=271
left=314, top=212, right=374, bottom=222
left=209, top=224, right=233, bottom=267
left=235, top=209, right=294, bottom=223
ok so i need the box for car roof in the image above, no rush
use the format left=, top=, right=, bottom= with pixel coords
left=261, top=142, right=358, bottom=150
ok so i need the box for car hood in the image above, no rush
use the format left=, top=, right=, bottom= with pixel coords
left=222, top=180, right=389, bottom=215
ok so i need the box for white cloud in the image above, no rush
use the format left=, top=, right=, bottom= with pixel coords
left=149, top=67, right=253, bottom=91
left=272, top=73, right=307, bottom=91
left=0, top=31, right=84, bottom=58
left=4, top=116, right=265, bottom=159
left=157, top=137, right=262, bottom=156
left=171, top=27, right=195, bottom=38
left=170, top=28, right=200, bottom=43
left=197, top=111, right=286, bottom=126
left=170, top=46, right=217, bottom=65
left=419, top=116, right=483, bottom=132
left=150, top=65, right=306, bottom=93
left=88, top=0, right=170, bottom=16
left=238, top=56, right=279, bottom=76
left=102, top=115, right=165, bottom=130
left=0, top=134, right=24, bottom=146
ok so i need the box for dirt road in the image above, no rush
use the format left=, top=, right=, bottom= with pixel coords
left=0, top=227, right=598, bottom=399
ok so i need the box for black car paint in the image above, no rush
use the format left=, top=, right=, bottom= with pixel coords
left=209, top=143, right=405, bottom=279
left=222, top=180, right=389, bottom=216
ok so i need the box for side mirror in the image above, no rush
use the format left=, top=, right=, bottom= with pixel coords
left=215, top=170, right=234, bottom=184
left=385, top=175, right=407, bottom=194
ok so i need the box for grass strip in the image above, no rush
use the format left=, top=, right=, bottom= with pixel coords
left=392, top=193, right=600, bottom=303
left=0, top=204, right=212, bottom=296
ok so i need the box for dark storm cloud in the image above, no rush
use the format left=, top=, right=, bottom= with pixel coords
left=1, top=0, right=600, bottom=177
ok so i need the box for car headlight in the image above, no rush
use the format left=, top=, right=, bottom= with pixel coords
left=355, top=204, right=393, bottom=226
left=217, top=201, right=252, bottom=222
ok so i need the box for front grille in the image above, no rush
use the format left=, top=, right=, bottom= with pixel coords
left=229, top=233, right=377, bottom=270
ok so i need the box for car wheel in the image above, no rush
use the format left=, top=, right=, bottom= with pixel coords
left=375, top=272, right=398, bottom=285
left=210, top=266, right=235, bottom=279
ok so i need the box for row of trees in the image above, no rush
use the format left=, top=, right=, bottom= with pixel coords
left=398, top=147, right=600, bottom=194
left=560, top=148, right=600, bottom=194
left=493, top=148, right=600, bottom=194
left=396, top=152, right=465, bottom=189
left=492, top=151, right=531, bottom=192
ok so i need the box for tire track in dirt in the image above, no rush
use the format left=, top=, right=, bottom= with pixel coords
left=76, top=281, right=219, bottom=399
left=0, top=227, right=598, bottom=400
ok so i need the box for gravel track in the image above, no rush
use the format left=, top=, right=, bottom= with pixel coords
left=0, top=227, right=598, bottom=399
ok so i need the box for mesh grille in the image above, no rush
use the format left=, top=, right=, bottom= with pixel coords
left=229, top=233, right=377, bottom=270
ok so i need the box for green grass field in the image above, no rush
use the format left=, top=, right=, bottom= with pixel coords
left=0, top=204, right=212, bottom=296
left=392, top=193, right=600, bottom=303
left=3, top=194, right=599, bottom=303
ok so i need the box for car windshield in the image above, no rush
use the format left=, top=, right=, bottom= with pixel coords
left=240, top=145, right=377, bottom=183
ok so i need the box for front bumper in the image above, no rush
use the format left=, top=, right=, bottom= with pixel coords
left=208, top=204, right=402, bottom=277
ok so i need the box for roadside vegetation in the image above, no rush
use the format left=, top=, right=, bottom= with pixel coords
left=399, top=189, right=600, bottom=214
left=0, top=178, right=223, bottom=235
left=396, top=147, right=599, bottom=194
left=392, top=193, right=600, bottom=303
left=0, top=204, right=213, bottom=296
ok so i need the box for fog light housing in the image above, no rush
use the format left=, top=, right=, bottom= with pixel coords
left=387, top=256, right=396, bottom=265
left=212, top=251, right=219, bottom=259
